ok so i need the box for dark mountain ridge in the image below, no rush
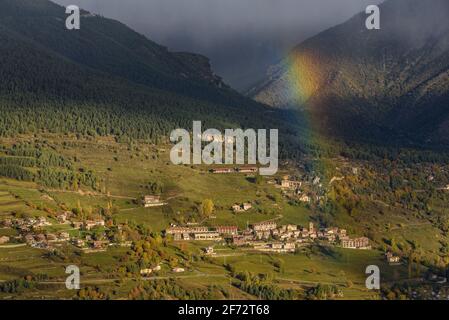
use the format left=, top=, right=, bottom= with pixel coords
left=0, top=0, right=224, bottom=88
left=0, top=0, right=304, bottom=160
left=251, top=0, right=449, bottom=147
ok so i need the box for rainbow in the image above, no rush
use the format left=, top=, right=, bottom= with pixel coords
left=286, top=50, right=324, bottom=108
left=280, top=49, right=340, bottom=175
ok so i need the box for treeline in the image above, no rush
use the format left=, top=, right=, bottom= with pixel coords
left=0, top=164, right=97, bottom=190
left=6, top=144, right=73, bottom=168
left=0, top=156, right=36, bottom=167
left=0, top=165, right=34, bottom=181
left=0, top=143, right=97, bottom=190
left=76, top=287, right=108, bottom=300
left=233, top=271, right=299, bottom=300
left=305, top=284, right=343, bottom=300
left=127, top=279, right=228, bottom=300
left=0, top=99, right=306, bottom=161
left=339, top=142, right=449, bottom=165
left=146, top=181, right=164, bottom=195
left=38, top=168, right=97, bottom=190
left=0, top=279, right=35, bottom=293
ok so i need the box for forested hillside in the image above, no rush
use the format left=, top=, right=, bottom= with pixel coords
left=0, top=0, right=306, bottom=160
left=251, top=0, right=449, bottom=148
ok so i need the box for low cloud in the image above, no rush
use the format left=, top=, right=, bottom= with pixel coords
left=53, top=0, right=384, bottom=89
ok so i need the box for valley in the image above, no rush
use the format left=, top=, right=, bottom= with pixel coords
left=0, top=134, right=448, bottom=300
left=251, top=0, right=449, bottom=148
left=1, top=0, right=449, bottom=301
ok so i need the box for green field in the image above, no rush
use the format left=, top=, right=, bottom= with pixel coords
left=0, top=135, right=446, bottom=300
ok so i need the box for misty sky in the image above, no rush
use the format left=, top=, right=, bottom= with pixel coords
left=53, top=0, right=383, bottom=90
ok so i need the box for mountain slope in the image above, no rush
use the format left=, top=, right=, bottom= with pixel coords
left=251, top=0, right=449, bottom=146
left=0, top=0, right=275, bottom=108
left=0, top=0, right=224, bottom=89
left=0, top=0, right=305, bottom=159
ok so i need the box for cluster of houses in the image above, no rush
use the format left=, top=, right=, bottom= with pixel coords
left=232, top=202, right=252, bottom=213
left=165, top=221, right=371, bottom=253
left=140, top=265, right=187, bottom=276
left=24, top=232, right=71, bottom=249
left=279, top=175, right=321, bottom=189
left=2, top=211, right=103, bottom=231
left=140, top=265, right=162, bottom=276
left=1, top=216, right=52, bottom=233
left=72, top=238, right=112, bottom=252
left=142, top=195, right=166, bottom=208
left=278, top=176, right=318, bottom=203
left=55, top=212, right=106, bottom=231
left=341, top=237, right=370, bottom=249
left=232, top=221, right=370, bottom=251
left=72, top=218, right=105, bottom=231
left=165, top=225, right=228, bottom=241
left=210, top=166, right=258, bottom=174
left=0, top=235, right=10, bottom=244
left=280, top=177, right=302, bottom=190
left=385, top=251, right=401, bottom=264
left=0, top=213, right=120, bottom=252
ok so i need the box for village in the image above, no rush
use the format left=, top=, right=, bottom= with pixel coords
left=0, top=213, right=117, bottom=252
left=165, top=221, right=372, bottom=253
left=0, top=205, right=374, bottom=257
left=0, top=169, right=403, bottom=264
left=0, top=169, right=370, bottom=256
left=0, top=192, right=174, bottom=251
left=210, top=166, right=326, bottom=204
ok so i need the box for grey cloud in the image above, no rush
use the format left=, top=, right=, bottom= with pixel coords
left=53, top=0, right=384, bottom=90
